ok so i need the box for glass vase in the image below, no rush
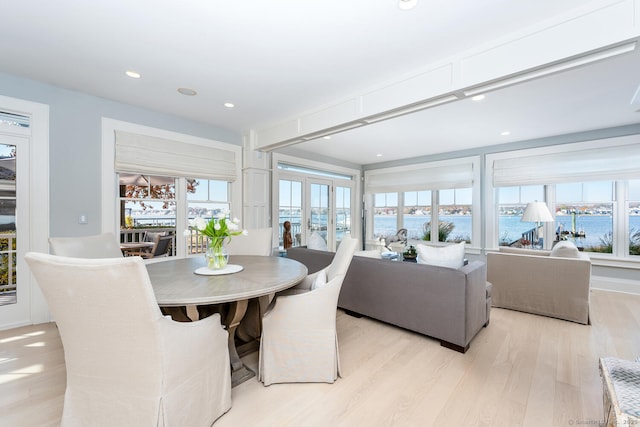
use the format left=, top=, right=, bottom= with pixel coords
left=206, top=238, right=229, bottom=270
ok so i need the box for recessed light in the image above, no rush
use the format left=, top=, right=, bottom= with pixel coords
left=376, top=153, right=383, bottom=157
left=177, top=88, right=197, bottom=96
left=125, top=70, right=141, bottom=79
left=471, top=95, right=485, bottom=101
left=323, top=136, right=331, bottom=140
left=223, top=102, right=235, bottom=108
left=501, top=131, right=511, bottom=136
left=398, top=0, right=418, bottom=10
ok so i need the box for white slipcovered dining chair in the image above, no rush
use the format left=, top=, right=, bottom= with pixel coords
left=24, top=252, right=232, bottom=427
left=225, top=227, right=273, bottom=256
left=221, top=227, right=273, bottom=341
left=258, top=235, right=358, bottom=386
left=49, top=232, right=123, bottom=258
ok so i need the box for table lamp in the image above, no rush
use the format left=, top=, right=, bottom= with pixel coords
left=521, top=201, right=554, bottom=248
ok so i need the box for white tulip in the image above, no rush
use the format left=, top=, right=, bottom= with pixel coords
left=195, top=217, right=207, bottom=230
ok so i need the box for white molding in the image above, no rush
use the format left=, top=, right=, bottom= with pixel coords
left=255, top=0, right=640, bottom=151
left=364, top=155, right=482, bottom=249
left=271, top=153, right=362, bottom=248
left=101, top=118, right=243, bottom=256
left=591, top=275, right=640, bottom=294
left=0, top=95, right=50, bottom=329
left=484, top=134, right=640, bottom=252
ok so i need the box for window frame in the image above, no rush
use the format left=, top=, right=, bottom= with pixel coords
left=486, top=138, right=640, bottom=265
left=364, top=156, right=481, bottom=250
left=101, top=119, right=242, bottom=258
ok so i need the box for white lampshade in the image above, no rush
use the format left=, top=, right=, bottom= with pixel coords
left=521, top=201, right=554, bottom=223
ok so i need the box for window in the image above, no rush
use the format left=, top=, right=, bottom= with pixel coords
left=104, top=121, right=242, bottom=259
left=555, top=181, right=613, bottom=253
left=186, top=179, right=230, bottom=254
left=373, top=187, right=474, bottom=244
left=373, top=192, right=398, bottom=239
left=403, top=191, right=431, bottom=240
left=335, top=186, right=352, bottom=246
left=438, top=188, right=472, bottom=243
left=0, top=144, right=16, bottom=306
left=275, top=157, right=357, bottom=252
left=497, top=185, right=544, bottom=246
left=365, top=156, right=479, bottom=248
left=119, top=174, right=177, bottom=256
left=120, top=174, right=176, bottom=227
left=628, top=180, right=640, bottom=257
left=488, top=137, right=640, bottom=260
left=278, top=179, right=302, bottom=247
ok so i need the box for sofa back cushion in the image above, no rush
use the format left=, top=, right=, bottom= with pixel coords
left=416, top=242, right=465, bottom=269
left=307, top=232, right=328, bottom=251
left=499, top=246, right=549, bottom=256
left=550, top=240, right=581, bottom=258
left=311, top=269, right=327, bottom=290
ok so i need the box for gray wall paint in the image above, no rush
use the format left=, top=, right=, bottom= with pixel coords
left=0, top=71, right=241, bottom=238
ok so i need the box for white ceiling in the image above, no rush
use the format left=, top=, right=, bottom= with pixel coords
left=1, top=0, right=639, bottom=166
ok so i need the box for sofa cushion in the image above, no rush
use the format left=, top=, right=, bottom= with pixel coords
left=311, top=270, right=327, bottom=290
left=550, top=240, right=580, bottom=258
left=416, top=242, right=465, bottom=269
left=354, top=249, right=382, bottom=259
left=307, top=232, right=328, bottom=251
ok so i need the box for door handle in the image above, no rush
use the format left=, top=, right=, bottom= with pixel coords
left=307, top=218, right=311, bottom=229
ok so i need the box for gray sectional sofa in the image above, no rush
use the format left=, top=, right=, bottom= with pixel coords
left=286, top=247, right=490, bottom=353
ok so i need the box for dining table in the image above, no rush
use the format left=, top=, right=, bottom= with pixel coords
left=146, top=255, right=308, bottom=386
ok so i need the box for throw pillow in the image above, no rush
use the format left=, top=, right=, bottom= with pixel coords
left=416, top=241, right=465, bottom=269
left=354, top=250, right=382, bottom=259
left=311, top=270, right=327, bottom=290
left=307, top=232, right=328, bottom=251
left=550, top=240, right=580, bottom=258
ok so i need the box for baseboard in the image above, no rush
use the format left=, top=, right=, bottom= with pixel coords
left=591, top=275, right=640, bottom=295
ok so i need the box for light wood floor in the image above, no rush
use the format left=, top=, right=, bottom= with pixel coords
left=1, top=289, right=639, bottom=427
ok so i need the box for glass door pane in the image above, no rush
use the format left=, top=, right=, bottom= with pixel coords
left=0, top=144, right=16, bottom=307
left=278, top=179, right=302, bottom=248
left=308, top=180, right=330, bottom=248
left=335, top=186, right=351, bottom=248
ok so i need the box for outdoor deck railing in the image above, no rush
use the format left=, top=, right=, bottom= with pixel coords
left=120, top=228, right=177, bottom=256
left=0, top=232, right=17, bottom=294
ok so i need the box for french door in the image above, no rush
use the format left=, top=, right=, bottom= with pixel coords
left=277, top=174, right=355, bottom=252
left=307, top=179, right=331, bottom=248
left=0, top=98, right=49, bottom=330
left=0, top=131, right=30, bottom=327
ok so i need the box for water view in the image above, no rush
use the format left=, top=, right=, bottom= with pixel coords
left=374, top=214, right=640, bottom=249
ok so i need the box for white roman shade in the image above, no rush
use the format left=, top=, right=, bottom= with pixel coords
left=365, top=161, right=474, bottom=193
left=114, top=130, right=237, bottom=181
left=493, top=139, right=640, bottom=186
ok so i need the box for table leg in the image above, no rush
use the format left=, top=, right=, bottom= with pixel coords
left=224, top=299, right=254, bottom=387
